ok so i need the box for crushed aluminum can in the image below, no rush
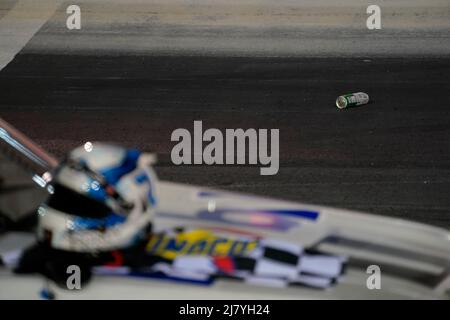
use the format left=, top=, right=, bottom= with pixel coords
left=336, top=92, right=369, bottom=109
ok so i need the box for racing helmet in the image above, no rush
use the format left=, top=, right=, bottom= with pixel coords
left=37, top=142, right=157, bottom=253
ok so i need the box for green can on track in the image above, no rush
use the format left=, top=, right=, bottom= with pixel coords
left=336, top=92, right=369, bottom=109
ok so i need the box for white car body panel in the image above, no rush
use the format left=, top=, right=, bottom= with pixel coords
left=1, top=181, right=449, bottom=299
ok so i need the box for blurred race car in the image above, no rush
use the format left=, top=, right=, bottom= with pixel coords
left=0, top=117, right=449, bottom=299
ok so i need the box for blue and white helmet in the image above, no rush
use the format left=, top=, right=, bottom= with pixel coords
left=37, top=142, right=157, bottom=252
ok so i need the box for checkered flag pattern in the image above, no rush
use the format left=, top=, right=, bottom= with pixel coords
left=151, top=237, right=347, bottom=289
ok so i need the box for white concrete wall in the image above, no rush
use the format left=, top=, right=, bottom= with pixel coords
left=2, top=0, right=450, bottom=56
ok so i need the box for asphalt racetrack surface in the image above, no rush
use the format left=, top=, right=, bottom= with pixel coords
left=1, top=54, right=449, bottom=229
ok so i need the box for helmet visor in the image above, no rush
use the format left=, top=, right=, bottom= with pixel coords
left=47, top=183, right=112, bottom=219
